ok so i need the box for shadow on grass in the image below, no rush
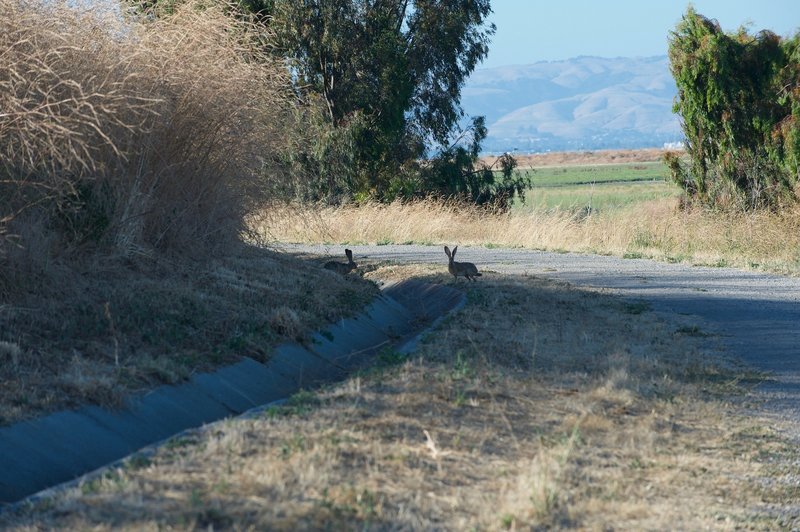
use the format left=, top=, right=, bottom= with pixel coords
left=0, top=245, right=379, bottom=427
left=2, top=267, right=783, bottom=530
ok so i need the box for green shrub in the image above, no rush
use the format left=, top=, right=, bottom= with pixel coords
left=668, top=7, right=800, bottom=209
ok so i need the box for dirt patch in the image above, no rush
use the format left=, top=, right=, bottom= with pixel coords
left=482, top=148, right=681, bottom=169
left=4, top=265, right=796, bottom=530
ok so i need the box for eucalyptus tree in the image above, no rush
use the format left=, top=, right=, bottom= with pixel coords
left=252, top=0, right=524, bottom=205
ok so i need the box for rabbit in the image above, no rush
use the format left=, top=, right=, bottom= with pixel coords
left=324, top=248, right=357, bottom=274
left=444, top=245, right=481, bottom=281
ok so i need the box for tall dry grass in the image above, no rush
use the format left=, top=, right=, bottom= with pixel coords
left=0, top=0, right=293, bottom=294
left=263, top=198, right=800, bottom=274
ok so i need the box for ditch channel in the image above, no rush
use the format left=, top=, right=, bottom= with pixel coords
left=0, top=279, right=464, bottom=506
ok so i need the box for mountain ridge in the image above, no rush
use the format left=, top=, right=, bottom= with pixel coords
left=462, top=55, right=683, bottom=153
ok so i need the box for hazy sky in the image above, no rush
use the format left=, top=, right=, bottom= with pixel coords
left=481, top=0, right=800, bottom=68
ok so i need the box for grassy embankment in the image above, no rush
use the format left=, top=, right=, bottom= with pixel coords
left=0, top=0, right=377, bottom=425
left=4, top=264, right=798, bottom=529
left=265, top=155, right=800, bottom=275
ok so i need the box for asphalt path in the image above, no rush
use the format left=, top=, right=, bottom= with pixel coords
left=287, top=243, right=800, bottom=425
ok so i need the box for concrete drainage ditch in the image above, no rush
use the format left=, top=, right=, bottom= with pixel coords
left=0, top=279, right=464, bottom=506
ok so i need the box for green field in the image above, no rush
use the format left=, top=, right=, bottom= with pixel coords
left=529, top=161, right=669, bottom=186
left=513, top=161, right=680, bottom=212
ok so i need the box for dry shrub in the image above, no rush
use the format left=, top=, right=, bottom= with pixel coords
left=0, top=0, right=293, bottom=294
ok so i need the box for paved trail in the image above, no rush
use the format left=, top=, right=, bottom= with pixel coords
left=288, top=244, right=800, bottom=423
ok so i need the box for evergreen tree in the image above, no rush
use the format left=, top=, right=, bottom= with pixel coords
left=668, top=7, right=799, bottom=209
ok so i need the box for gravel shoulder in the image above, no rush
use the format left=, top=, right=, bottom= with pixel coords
left=286, top=243, right=800, bottom=428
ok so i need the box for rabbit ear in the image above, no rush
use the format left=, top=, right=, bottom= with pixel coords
left=452, top=246, right=458, bottom=257
left=345, top=249, right=353, bottom=261
left=444, top=246, right=451, bottom=258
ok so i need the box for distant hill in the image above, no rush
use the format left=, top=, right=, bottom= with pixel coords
left=461, top=56, right=684, bottom=153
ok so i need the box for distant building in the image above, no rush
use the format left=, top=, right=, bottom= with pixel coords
left=662, top=141, right=685, bottom=150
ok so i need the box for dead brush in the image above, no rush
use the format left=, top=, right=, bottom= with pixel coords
left=0, top=0, right=294, bottom=294
left=0, top=0, right=358, bottom=424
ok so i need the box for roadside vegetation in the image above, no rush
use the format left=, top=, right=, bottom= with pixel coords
left=0, top=0, right=289, bottom=265
left=667, top=7, right=800, bottom=210
left=4, top=265, right=797, bottom=529
left=0, top=249, right=377, bottom=426
left=0, top=0, right=380, bottom=425
left=263, top=171, right=800, bottom=276
left=2, top=0, right=800, bottom=527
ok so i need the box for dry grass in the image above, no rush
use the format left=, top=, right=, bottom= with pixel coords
left=0, top=0, right=346, bottom=426
left=263, top=198, right=800, bottom=274
left=4, top=265, right=797, bottom=530
left=0, top=246, right=378, bottom=426
left=0, top=0, right=293, bottom=296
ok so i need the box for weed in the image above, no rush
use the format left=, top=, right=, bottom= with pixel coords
left=453, top=389, right=467, bottom=406
left=623, top=251, right=645, bottom=259
left=675, top=325, right=710, bottom=337
left=356, top=489, right=379, bottom=519
left=280, top=434, right=306, bottom=458
left=265, top=194, right=800, bottom=276
left=500, top=513, right=516, bottom=529
left=125, top=454, right=152, bottom=471
left=377, top=347, right=406, bottom=368
left=622, top=301, right=651, bottom=314
left=629, top=457, right=645, bottom=470
left=165, top=436, right=197, bottom=450
left=451, top=351, right=476, bottom=381
left=189, top=488, right=204, bottom=508
left=631, top=228, right=657, bottom=248
left=80, top=479, right=102, bottom=496
left=1, top=0, right=293, bottom=263
left=4, top=267, right=796, bottom=530
left=79, top=470, right=122, bottom=496
left=284, top=390, right=320, bottom=416
left=0, top=247, right=378, bottom=425
left=262, top=406, right=283, bottom=419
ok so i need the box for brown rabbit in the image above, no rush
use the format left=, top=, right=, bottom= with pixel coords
left=444, top=245, right=481, bottom=281
left=324, top=248, right=357, bottom=274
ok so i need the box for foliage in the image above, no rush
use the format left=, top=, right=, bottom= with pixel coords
left=258, top=0, right=515, bottom=207
left=421, top=117, right=529, bottom=209
left=668, top=7, right=800, bottom=209
left=271, top=100, right=370, bottom=204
